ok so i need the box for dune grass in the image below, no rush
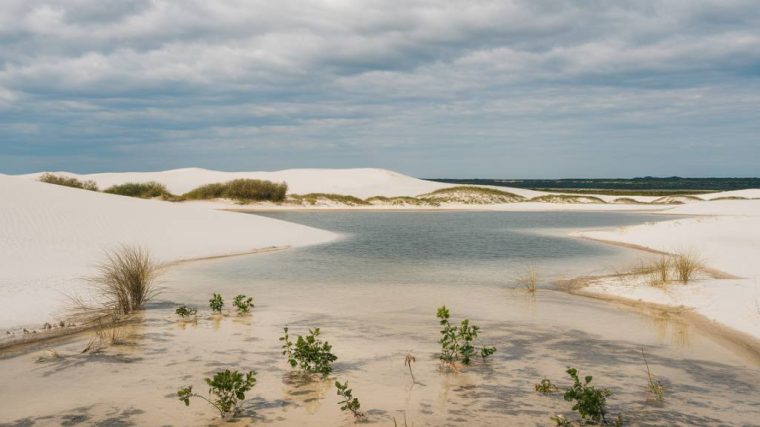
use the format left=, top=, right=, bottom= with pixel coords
left=104, top=181, right=173, bottom=199
left=289, top=193, right=370, bottom=206
left=419, top=186, right=525, bottom=204
left=530, top=194, right=606, bottom=204
left=184, top=179, right=287, bottom=203
left=366, top=196, right=440, bottom=206
left=38, top=173, right=98, bottom=191
left=633, top=252, right=702, bottom=286
left=519, top=265, right=538, bottom=294
left=673, top=252, right=702, bottom=284
left=634, top=257, right=672, bottom=287
left=88, top=245, right=161, bottom=315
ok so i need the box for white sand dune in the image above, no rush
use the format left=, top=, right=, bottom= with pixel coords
left=0, top=175, right=337, bottom=330
left=576, top=199, right=760, bottom=339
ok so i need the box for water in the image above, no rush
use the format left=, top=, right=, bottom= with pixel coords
left=2, top=211, right=759, bottom=426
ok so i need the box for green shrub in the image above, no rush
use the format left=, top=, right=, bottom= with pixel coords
left=209, top=293, right=224, bottom=313
left=436, top=306, right=495, bottom=366
left=184, top=179, right=287, bottom=202
left=104, top=181, right=171, bottom=199
left=178, top=369, right=256, bottom=418
left=562, top=367, right=612, bottom=424
left=335, top=380, right=364, bottom=420
left=233, top=294, right=254, bottom=314
left=279, top=327, right=338, bottom=376
left=175, top=305, right=197, bottom=318
left=535, top=378, right=559, bottom=393
left=39, top=173, right=99, bottom=191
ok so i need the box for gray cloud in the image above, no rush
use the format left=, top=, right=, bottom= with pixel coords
left=1, top=0, right=759, bottom=176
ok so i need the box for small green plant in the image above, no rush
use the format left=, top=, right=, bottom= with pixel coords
left=175, top=305, right=197, bottom=318
left=178, top=369, right=256, bottom=418
left=335, top=380, right=364, bottom=421
left=563, top=367, right=612, bottom=424
left=642, top=347, right=665, bottom=401
left=233, top=294, right=254, bottom=314
left=209, top=293, right=224, bottom=313
left=535, top=378, right=559, bottom=393
left=437, top=306, right=496, bottom=366
left=280, top=327, right=338, bottom=376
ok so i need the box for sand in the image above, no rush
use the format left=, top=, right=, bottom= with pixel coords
left=0, top=175, right=337, bottom=330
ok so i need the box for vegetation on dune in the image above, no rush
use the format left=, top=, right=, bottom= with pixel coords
left=612, top=197, right=648, bottom=204
left=280, top=326, right=338, bottom=376
left=184, top=179, right=288, bottom=203
left=419, top=186, right=525, bottom=204
left=178, top=369, right=256, bottom=418
left=209, top=293, right=224, bottom=313
left=530, top=194, right=606, bottom=204
left=289, top=193, right=369, bottom=206
left=651, top=195, right=703, bottom=204
left=38, top=173, right=99, bottom=191
left=365, top=195, right=440, bottom=206
left=633, top=251, right=703, bottom=286
left=335, top=380, right=365, bottom=421
left=673, top=252, right=702, bottom=284
left=104, top=181, right=173, bottom=199
left=709, top=196, right=747, bottom=201
left=562, top=367, right=613, bottom=424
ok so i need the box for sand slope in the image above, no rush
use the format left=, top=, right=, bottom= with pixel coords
left=0, top=175, right=337, bottom=330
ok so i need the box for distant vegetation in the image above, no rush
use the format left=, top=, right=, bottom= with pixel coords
left=184, top=179, right=287, bottom=203
left=104, top=181, right=172, bottom=199
left=530, top=194, right=605, bottom=204
left=420, top=186, right=525, bottom=204
left=428, top=177, right=760, bottom=192
left=38, top=173, right=98, bottom=191
left=289, top=193, right=368, bottom=206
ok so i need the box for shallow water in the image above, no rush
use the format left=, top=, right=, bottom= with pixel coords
left=1, top=211, right=759, bottom=426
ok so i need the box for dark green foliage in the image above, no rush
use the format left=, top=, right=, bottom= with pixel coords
left=178, top=369, right=256, bottom=417
left=335, top=380, right=364, bottom=420
left=38, top=173, right=99, bottom=191
left=184, top=179, right=287, bottom=202
left=437, top=306, right=496, bottom=366
left=279, top=327, right=337, bottom=376
left=563, top=367, right=612, bottom=424
left=104, top=181, right=172, bottom=199
left=209, top=293, right=224, bottom=313
left=175, top=305, right=197, bottom=318
left=233, top=294, right=254, bottom=314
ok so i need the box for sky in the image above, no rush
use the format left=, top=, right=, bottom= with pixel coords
left=1, top=1, right=759, bottom=178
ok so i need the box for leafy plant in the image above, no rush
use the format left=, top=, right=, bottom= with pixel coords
left=437, top=306, right=496, bottom=366
left=563, top=367, right=612, bottom=424
left=642, top=347, right=664, bottom=401
left=233, top=294, right=254, bottom=314
left=335, top=380, right=364, bottom=420
left=535, top=378, right=559, bottom=393
left=209, top=293, right=224, bottom=313
left=280, top=327, right=338, bottom=376
left=175, top=305, right=197, bottom=318
left=178, top=369, right=256, bottom=418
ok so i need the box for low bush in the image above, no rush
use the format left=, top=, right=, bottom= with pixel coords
left=562, top=367, right=612, bottom=424
left=289, top=193, right=369, bottom=206
left=209, top=293, right=224, bottom=313
left=535, top=378, right=559, bottom=393
left=280, top=326, right=338, bottom=376
left=233, top=294, right=254, bottom=314
left=178, top=369, right=256, bottom=418
left=104, top=181, right=172, bottom=199
left=175, top=305, right=197, bottom=318
left=184, top=179, right=287, bottom=203
left=38, top=173, right=98, bottom=191
left=436, top=306, right=496, bottom=366
left=335, top=380, right=364, bottom=420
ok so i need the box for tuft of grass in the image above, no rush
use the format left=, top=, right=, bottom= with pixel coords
left=184, top=179, right=287, bottom=203
left=87, top=245, right=161, bottom=316
left=530, top=194, right=606, bottom=204
left=673, top=252, right=702, bottom=284
left=634, top=257, right=672, bottom=287
left=39, top=173, right=98, bottom=191
left=104, top=181, right=172, bottom=199
left=642, top=347, right=665, bottom=401
left=520, top=265, right=539, bottom=294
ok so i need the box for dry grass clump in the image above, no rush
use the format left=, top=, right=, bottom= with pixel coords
left=634, top=257, right=672, bottom=287
left=184, top=179, right=287, bottom=203
left=289, top=193, right=369, bottom=206
left=519, top=265, right=539, bottom=294
left=673, top=252, right=702, bottom=284
left=87, top=245, right=161, bottom=315
left=39, top=173, right=98, bottom=191
left=104, top=181, right=172, bottom=199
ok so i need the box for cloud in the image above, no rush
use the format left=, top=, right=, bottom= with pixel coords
left=0, top=0, right=759, bottom=176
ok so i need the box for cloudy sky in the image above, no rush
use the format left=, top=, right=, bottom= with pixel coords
left=1, top=0, right=759, bottom=177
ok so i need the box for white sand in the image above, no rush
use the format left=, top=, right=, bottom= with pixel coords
left=576, top=199, right=760, bottom=339
left=0, top=175, right=337, bottom=330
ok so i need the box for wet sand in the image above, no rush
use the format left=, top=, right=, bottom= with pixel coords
left=1, top=264, right=759, bottom=426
